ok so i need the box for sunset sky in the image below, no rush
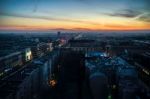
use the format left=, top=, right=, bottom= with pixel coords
left=0, top=0, right=150, bottom=32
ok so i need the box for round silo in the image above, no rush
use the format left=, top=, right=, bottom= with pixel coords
left=89, top=72, right=108, bottom=99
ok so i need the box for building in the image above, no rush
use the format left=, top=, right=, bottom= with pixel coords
left=31, top=42, right=53, bottom=58
left=22, top=48, right=32, bottom=63
left=85, top=51, right=109, bottom=99
left=64, top=39, right=103, bottom=52
left=0, top=51, right=23, bottom=78
left=0, top=51, right=60, bottom=99
left=89, top=72, right=108, bottom=99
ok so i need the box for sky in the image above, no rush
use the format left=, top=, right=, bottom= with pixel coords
left=0, top=0, right=150, bottom=33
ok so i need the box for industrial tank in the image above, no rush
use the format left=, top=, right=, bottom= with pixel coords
left=89, top=72, right=108, bottom=99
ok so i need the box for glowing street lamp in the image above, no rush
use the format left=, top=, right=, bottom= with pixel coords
left=49, top=79, right=57, bottom=87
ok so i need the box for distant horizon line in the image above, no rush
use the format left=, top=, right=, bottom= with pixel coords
left=0, top=28, right=150, bottom=33
left=0, top=29, right=150, bottom=34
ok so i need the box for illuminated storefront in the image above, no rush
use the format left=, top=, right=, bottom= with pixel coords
left=25, top=48, right=32, bottom=62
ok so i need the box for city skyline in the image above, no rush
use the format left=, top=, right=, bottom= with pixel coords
left=0, top=0, right=150, bottom=33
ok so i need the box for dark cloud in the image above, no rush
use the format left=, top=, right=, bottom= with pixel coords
left=105, top=9, right=141, bottom=18
left=33, top=0, right=39, bottom=12
left=0, top=11, right=101, bottom=25
left=104, top=7, right=150, bottom=23
left=137, top=13, right=150, bottom=23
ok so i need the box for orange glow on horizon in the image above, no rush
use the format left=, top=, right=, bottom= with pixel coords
left=0, top=24, right=149, bottom=31
left=0, top=0, right=150, bottom=32
left=0, top=15, right=150, bottom=32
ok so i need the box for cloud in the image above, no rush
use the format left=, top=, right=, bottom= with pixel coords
left=105, top=9, right=141, bottom=18
left=0, top=11, right=101, bottom=25
left=33, top=0, right=39, bottom=12
left=137, top=13, right=150, bottom=23
left=104, top=8, right=150, bottom=23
